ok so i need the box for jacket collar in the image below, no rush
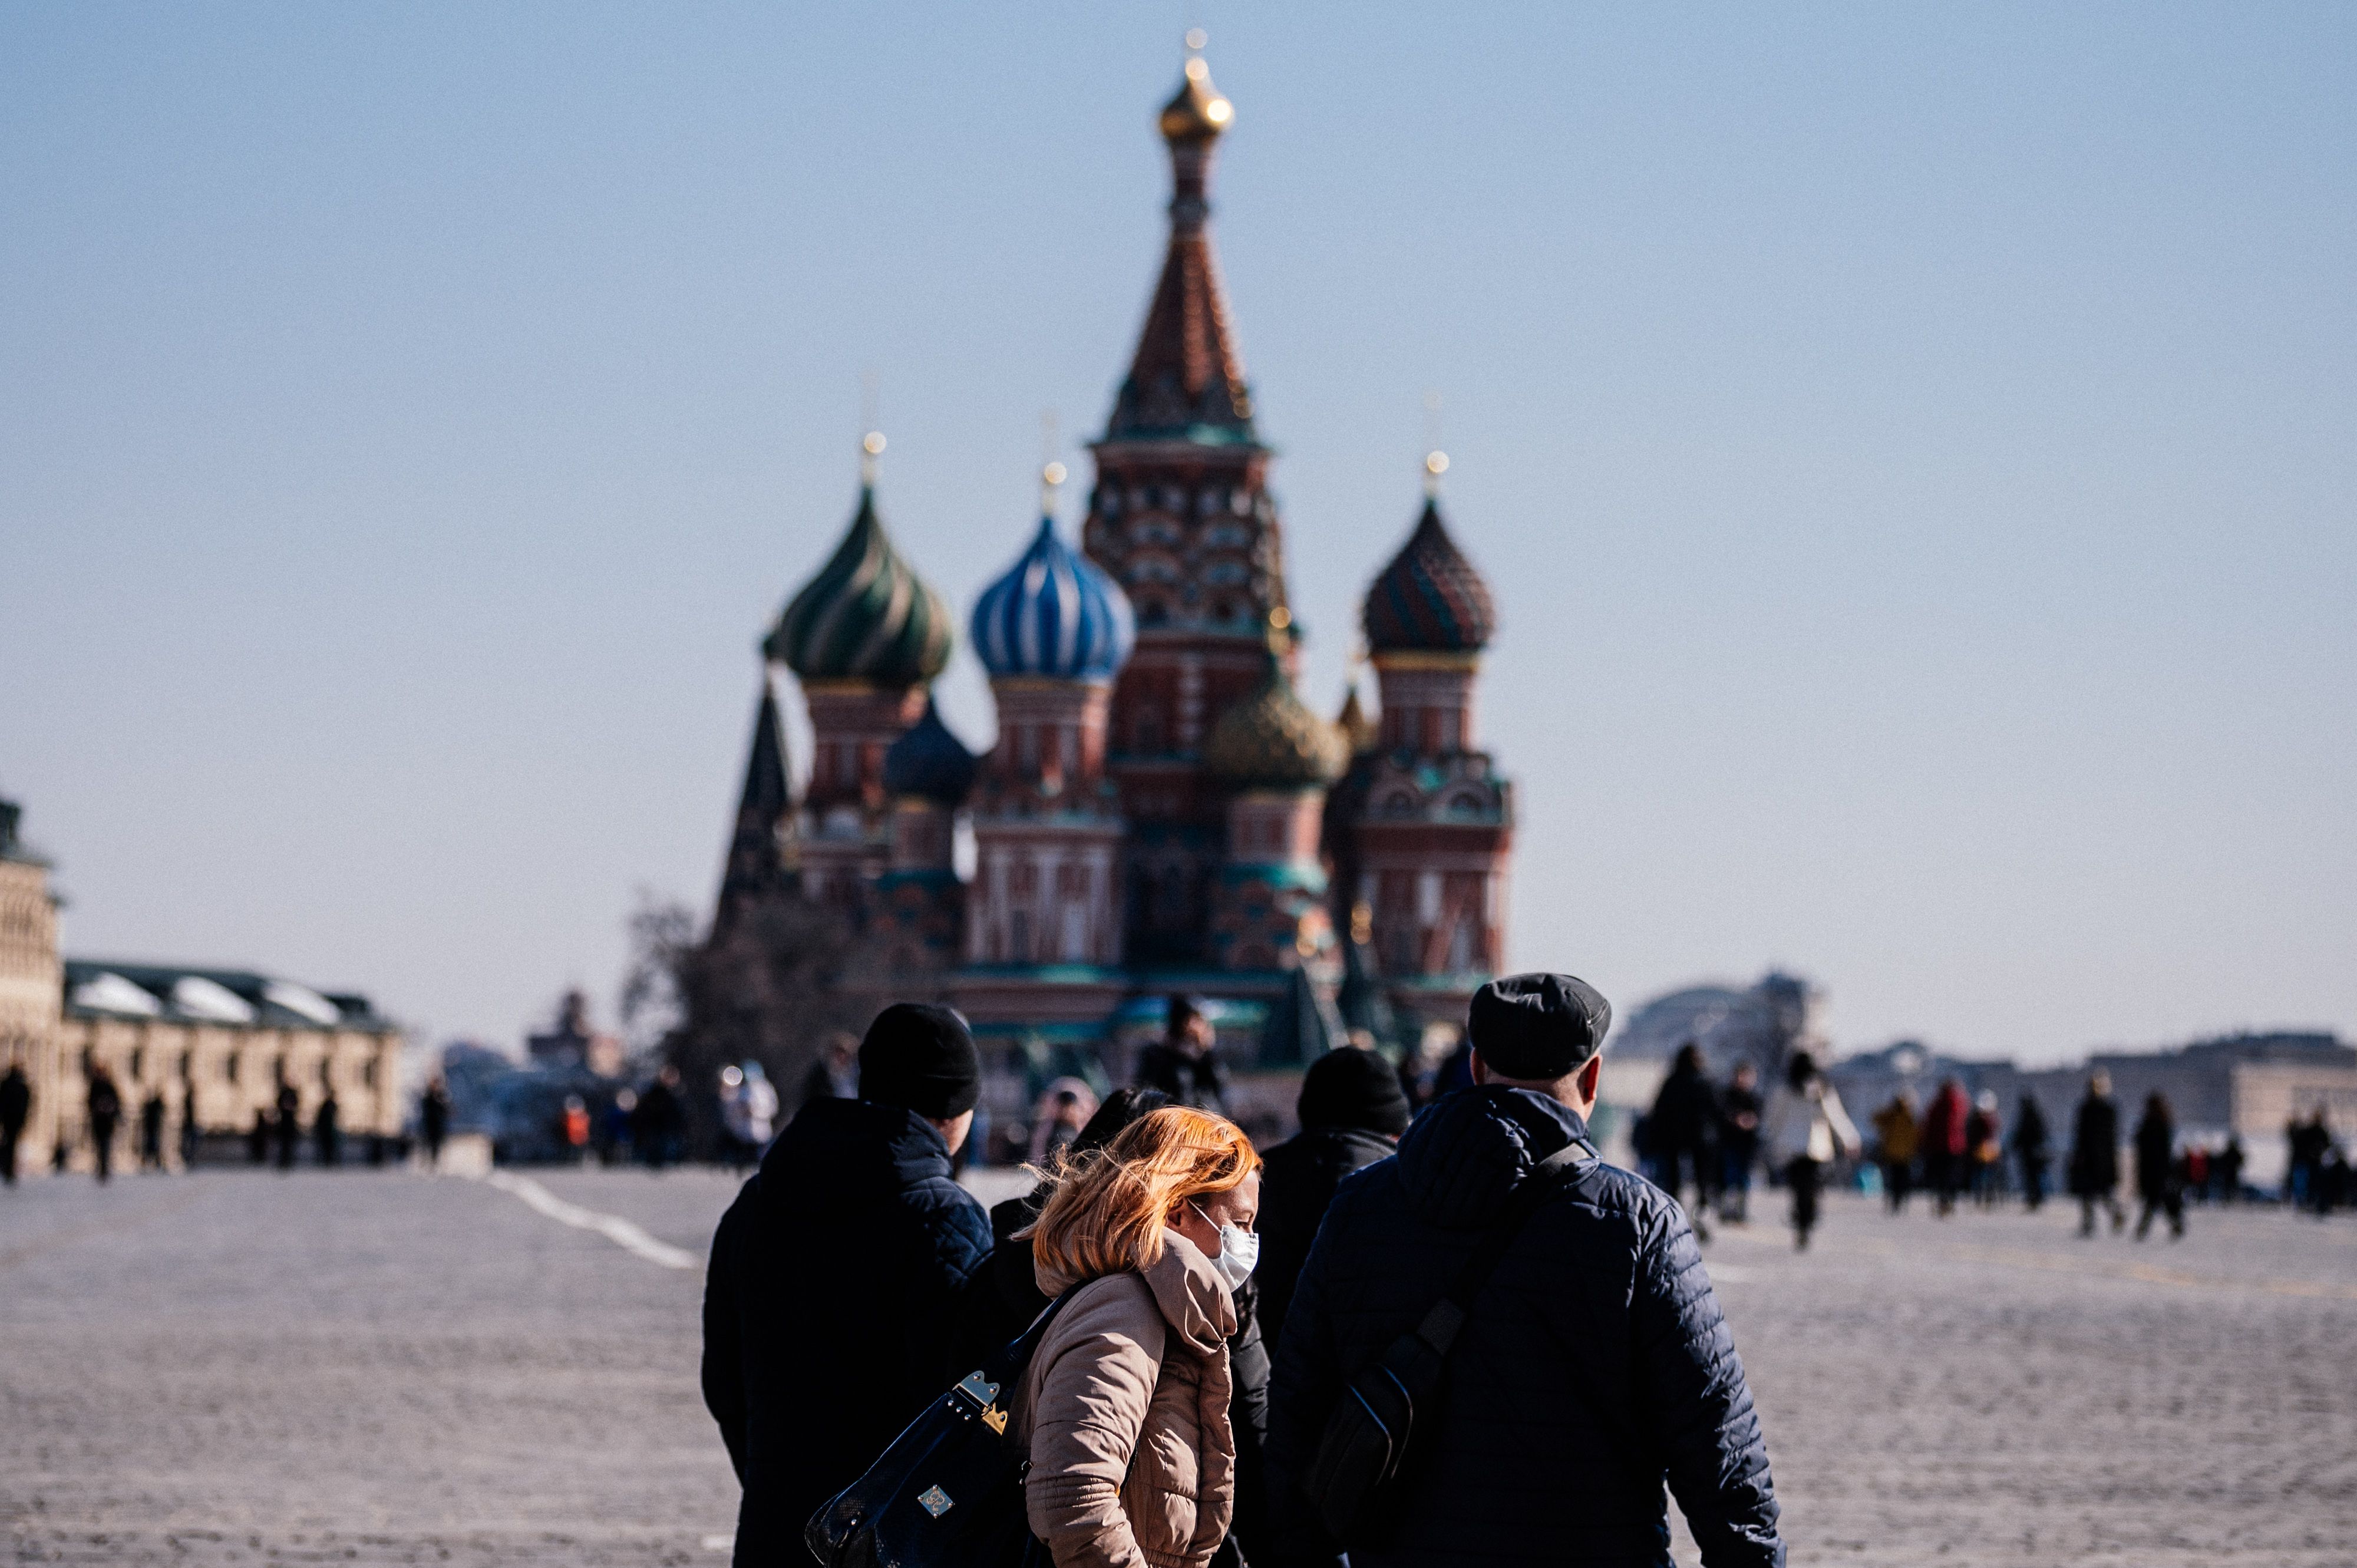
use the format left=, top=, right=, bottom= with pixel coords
left=1395, top=1086, right=1593, bottom=1230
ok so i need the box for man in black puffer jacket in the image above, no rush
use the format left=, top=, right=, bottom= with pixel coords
left=702, top=1003, right=994, bottom=1567
left=1267, top=974, right=1784, bottom=1567
left=1257, top=1045, right=1411, bottom=1348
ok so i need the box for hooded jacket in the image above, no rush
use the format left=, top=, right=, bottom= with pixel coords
left=1015, top=1232, right=1239, bottom=1568
left=1254, top=1124, right=1397, bottom=1348
left=701, top=1096, right=992, bottom=1567
left=1266, top=1086, right=1783, bottom=1567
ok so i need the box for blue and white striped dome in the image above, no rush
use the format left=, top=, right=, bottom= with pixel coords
left=971, top=517, right=1137, bottom=681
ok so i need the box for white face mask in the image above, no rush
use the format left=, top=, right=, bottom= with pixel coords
left=1198, top=1213, right=1259, bottom=1290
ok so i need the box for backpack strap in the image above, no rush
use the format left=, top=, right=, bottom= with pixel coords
left=1414, top=1138, right=1596, bottom=1355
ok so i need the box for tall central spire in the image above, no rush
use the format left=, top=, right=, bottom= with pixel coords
left=1107, top=38, right=1253, bottom=444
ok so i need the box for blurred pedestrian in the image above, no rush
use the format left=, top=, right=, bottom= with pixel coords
left=1767, top=1049, right=1861, bottom=1251
left=139, top=1090, right=167, bottom=1172
left=1648, top=1042, right=1719, bottom=1242
left=1966, top=1091, right=2004, bottom=1208
left=2012, top=1094, right=2051, bottom=1210
left=701, top=1002, right=992, bottom=1566
left=419, top=1074, right=451, bottom=1169
left=87, top=1066, right=123, bottom=1183
left=2215, top=1134, right=2245, bottom=1205
left=599, top=1088, right=635, bottom=1165
left=1266, top=973, right=1785, bottom=1566
left=1717, top=1060, right=1763, bottom=1223
left=2069, top=1071, right=2125, bottom=1236
left=273, top=1081, right=301, bottom=1170
left=632, top=1065, right=685, bottom=1169
left=314, top=1089, right=341, bottom=1168
left=797, top=1031, right=859, bottom=1109
left=1134, top=994, right=1231, bottom=1114
left=0, top=1061, right=29, bottom=1185
left=1026, top=1078, right=1099, bottom=1166
left=1922, top=1079, right=1970, bottom=1217
left=178, top=1082, right=201, bottom=1169
left=1016, top=1107, right=1258, bottom=1568
left=247, top=1108, right=270, bottom=1165
left=2132, top=1092, right=2183, bottom=1240
left=1872, top=1092, right=1920, bottom=1214
left=559, top=1094, right=590, bottom=1164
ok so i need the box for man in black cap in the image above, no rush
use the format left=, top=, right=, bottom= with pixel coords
left=701, top=1002, right=993, bottom=1567
left=1256, top=1046, right=1412, bottom=1348
left=1267, top=973, right=1784, bottom=1568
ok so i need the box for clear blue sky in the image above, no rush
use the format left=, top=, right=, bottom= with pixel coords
left=4, top=4, right=2351, bottom=1064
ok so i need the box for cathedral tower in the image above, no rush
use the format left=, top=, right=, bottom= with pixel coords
left=765, top=435, right=954, bottom=910
left=1084, top=42, right=1292, bottom=963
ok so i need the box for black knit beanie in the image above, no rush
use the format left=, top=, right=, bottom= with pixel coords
left=1467, top=973, right=1612, bottom=1080
left=1297, top=1046, right=1411, bottom=1137
left=858, top=1002, right=981, bottom=1118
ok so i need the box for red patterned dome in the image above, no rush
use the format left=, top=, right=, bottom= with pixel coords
left=1362, top=496, right=1496, bottom=655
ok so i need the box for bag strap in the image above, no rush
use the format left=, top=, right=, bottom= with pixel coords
left=1414, top=1138, right=1596, bottom=1355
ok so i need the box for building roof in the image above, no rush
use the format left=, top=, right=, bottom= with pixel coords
left=971, top=515, right=1137, bottom=681
left=1257, top=964, right=1341, bottom=1067
left=882, top=696, right=979, bottom=806
left=715, top=669, right=799, bottom=927
left=1364, top=494, right=1497, bottom=655
left=63, top=960, right=394, bottom=1033
left=765, top=481, right=954, bottom=685
left=1203, top=652, right=1350, bottom=788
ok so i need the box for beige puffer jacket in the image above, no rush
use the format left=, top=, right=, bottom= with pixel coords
left=1012, top=1231, right=1237, bottom=1568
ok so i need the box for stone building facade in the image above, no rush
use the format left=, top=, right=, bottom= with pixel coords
left=712, top=45, right=1517, bottom=1062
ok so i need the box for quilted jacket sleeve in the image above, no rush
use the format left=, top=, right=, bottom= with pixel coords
left=699, top=1177, right=752, bottom=1484
left=1629, top=1205, right=1785, bottom=1568
left=1026, top=1280, right=1168, bottom=1568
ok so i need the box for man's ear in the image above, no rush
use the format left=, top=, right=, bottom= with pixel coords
left=1577, top=1054, right=1603, bottom=1104
left=1468, top=1047, right=1489, bottom=1087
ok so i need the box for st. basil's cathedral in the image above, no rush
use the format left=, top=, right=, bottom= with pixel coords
left=715, top=45, right=1513, bottom=1067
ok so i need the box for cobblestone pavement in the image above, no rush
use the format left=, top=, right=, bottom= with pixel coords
left=4, top=1166, right=2353, bottom=1565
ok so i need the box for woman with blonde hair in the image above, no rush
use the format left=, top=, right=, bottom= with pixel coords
left=1015, top=1105, right=1261, bottom=1568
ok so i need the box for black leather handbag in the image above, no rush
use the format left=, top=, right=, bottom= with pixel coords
left=806, top=1291, right=1075, bottom=1568
left=1300, top=1140, right=1592, bottom=1546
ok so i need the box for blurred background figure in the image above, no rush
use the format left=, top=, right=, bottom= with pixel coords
left=273, top=1079, right=300, bottom=1170
left=138, top=1087, right=167, bottom=1172
left=1026, top=1078, right=1099, bottom=1166
left=1257, top=1046, right=1410, bottom=1346
left=798, top=1031, right=859, bottom=1109
left=718, top=1061, right=778, bottom=1170
left=632, top=1065, right=684, bottom=1169
left=1133, top=994, right=1229, bottom=1113
left=2133, top=1092, right=2183, bottom=1240
left=2285, top=1108, right=2332, bottom=1210
left=1716, top=1059, right=1762, bottom=1224
left=178, top=1081, right=201, bottom=1170
left=0, top=1061, right=28, bottom=1185
left=1966, top=1090, right=2004, bottom=1208
left=418, top=1075, right=451, bottom=1170
left=560, top=1094, right=592, bottom=1165
left=1766, top=1048, right=1860, bottom=1251
left=1648, top=1042, right=1719, bottom=1241
left=314, top=1088, right=341, bottom=1168
left=599, top=1088, right=636, bottom=1165
left=247, top=1108, right=270, bottom=1165
left=2012, top=1093, right=2051, bottom=1210
left=1922, top=1078, right=1969, bottom=1217
left=2071, top=1071, right=2125, bottom=1236
left=85, top=1064, right=123, bottom=1183
left=1873, top=1091, right=1919, bottom=1214
left=2214, top=1134, right=2245, bottom=1205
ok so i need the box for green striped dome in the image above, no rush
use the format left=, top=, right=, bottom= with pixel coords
left=765, top=486, right=953, bottom=684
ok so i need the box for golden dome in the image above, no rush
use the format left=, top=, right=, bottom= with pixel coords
left=1159, top=51, right=1233, bottom=143
left=1205, top=655, right=1349, bottom=788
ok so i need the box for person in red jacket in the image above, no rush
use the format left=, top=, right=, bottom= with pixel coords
left=1921, top=1079, right=1971, bottom=1217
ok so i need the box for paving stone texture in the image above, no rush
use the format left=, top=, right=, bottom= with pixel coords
left=4, top=1166, right=2353, bottom=1565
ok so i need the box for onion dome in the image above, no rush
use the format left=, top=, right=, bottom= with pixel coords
left=971, top=514, right=1137, bottom=682
left=765, top=457, right=953, bottom=684
left=1362, top=460, right=1497, bottom=655
left=882, top=696, right=978, bottom=806
left=1159, top=46, right=1233, bottom=144
left=1205, top=652, right=1349, bottom=788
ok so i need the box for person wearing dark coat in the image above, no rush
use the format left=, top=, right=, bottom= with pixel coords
left=1647, top=1042, right=1719, bottom=1241
left=1267, top=973, right=1784, bottom=1568
left=138, top=1090, right=167, bottom=1171
left=86, top=1069, right=124, bottom=1183
left=2, top=1062, right=34, bottom=1184
left=1256, top=1046, right=1410, bottom=1348
left=313, top=1090, right=341, bottom=1168
left=273, top=1081, right=301, bottom=1170
left=973, top=1087, right=1171, bottom=1343
left=247, top=1108, right=270, bottom=1165
left=701, top=1003, right=994, bottom=1568
left=2011, top=1095, right=2052, bottom=1210
left=2069, top=1071, right=2124, bottom=1236
left=418, top=1076, right=451, bottom=1168
left=1133, top=993, right=1231, bottom=1114
left=2132, top=1092, right=2184, bottom=1240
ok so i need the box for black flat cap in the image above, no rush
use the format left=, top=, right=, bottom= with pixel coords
left=859, top=1002, right=981, bottom=1119
left=1467, top=973, right=1612, bottom=1080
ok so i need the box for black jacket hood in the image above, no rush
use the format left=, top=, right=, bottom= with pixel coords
left=761, top=1094, right=951, bottom=1200
left=1395, top=1085, right=1592, bottom=1230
